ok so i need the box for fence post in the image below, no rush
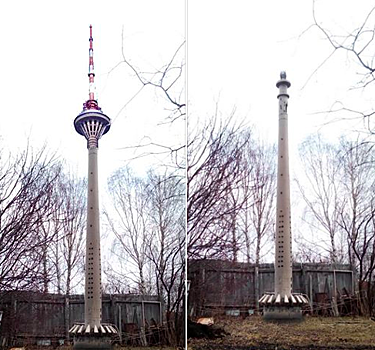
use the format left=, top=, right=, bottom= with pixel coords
left=332, top=270, right=339, bottom=316
left=140, top=301, right=147, bottom=346
left=309, top=274, right=313, bottom=313
left=65, top=295, right=70, bottom=342
left=255, top=265, right=259, bottom=312
left=118, top=304, right=122, bottom=344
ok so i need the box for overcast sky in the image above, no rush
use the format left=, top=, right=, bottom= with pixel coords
left=0, top=0, right=185, bottom=182
left=188, top=0, right=375, bottom=262
left=1, top=1, right=375, bottom=264
left=1, top=0, right=373, bottom=182
left=188, top=0, right=375, bottom=147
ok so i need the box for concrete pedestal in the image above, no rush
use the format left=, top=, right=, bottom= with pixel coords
left=73, top=336, right=113, bottom=350
left=263, top=305, right=303, bottom=323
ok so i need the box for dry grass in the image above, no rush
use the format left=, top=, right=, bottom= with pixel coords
left=188, top=315, right=375, bottom=349
left=115, top=348, right=177, bottom=350
left=23, top=346, right=177, bottom=350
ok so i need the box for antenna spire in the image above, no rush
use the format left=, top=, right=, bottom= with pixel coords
left=83, top=25, right=100, bottom=111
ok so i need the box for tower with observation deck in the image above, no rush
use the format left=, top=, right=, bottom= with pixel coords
left=69, top=25, right=118, bottom=349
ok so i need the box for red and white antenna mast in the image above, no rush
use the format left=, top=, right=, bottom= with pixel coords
left=84, top=25, right=100, bottom=111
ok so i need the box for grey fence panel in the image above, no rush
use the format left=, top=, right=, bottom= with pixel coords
left=143, top=302, right=161, bottom=325
left=188, top=260, right=354, bottom=316
left=0, top=292, right=162, bottom=346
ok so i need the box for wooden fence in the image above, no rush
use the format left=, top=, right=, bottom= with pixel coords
left=0, top=292, right=162, bottom=347
left=188, top=260, right=355, bottom=317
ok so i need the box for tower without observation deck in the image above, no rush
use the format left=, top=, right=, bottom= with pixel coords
left=258, top=72, right=309, bottom=322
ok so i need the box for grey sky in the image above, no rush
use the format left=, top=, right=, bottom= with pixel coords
left=1, top=1, right=374, bottom=264
left=0, top=0, right=184, bottom=181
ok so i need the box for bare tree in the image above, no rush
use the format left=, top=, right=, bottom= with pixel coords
left=112, top=39, right=186, bottom=168
left=105, top=166, right=185, bottom=345
left=312, top=2, right=375, bottom=91
left=305, top=4, right=375, bottom=313
left=119, top=39, right=185, bottom=121
left=105, top=167, right=152, bottom=295
left=245, top=137, right=276, bottom=265
left=102, top=262, right=132, bottom=294
left=297, top=134, right=345, bottom=263
left=308, top=1, right=375, bottom=131
left=57, top=172, right=86, bottom=296
left=345, top=198, right=375, bottom=315
left=145, top=170, right=184, bottom=345
left=38, top=164, right=64, bottom=294
left=338, top=138, right=375, bottom=283
left=334, top=137, right=375, bottom=314
left=296, top=134, right=375, bottom=314
left=219, top=133, right=277, bottom=265
left=229, top=133, right=277, bottom=308
left=0, top=145, right=60, bottom=291
left=187, top=112, right=252, bottom=260
left=337, top=138, right=375, bottom=267
left=223, top=189, right=243, bottom=263
left=293, top=237, right=330, bottom=264
left=33, top=166, right=86, bottom=296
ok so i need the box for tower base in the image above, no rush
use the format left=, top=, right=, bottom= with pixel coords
left=259, top=293, right=309, bottom=323
left=263, top=305, right=303, bottom=323
left=70, top=323, right=119, bottom=350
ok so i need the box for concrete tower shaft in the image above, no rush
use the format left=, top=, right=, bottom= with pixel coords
left=85, top=143, right=101, bottom=327
left=275, top=72, right=292, bottom=299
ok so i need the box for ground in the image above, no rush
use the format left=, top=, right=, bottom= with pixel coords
left=19, top=346, right=177, bottom=350
left=115, top=348, right=177, bottom=350
left=188, top=315, right=375, bottom=350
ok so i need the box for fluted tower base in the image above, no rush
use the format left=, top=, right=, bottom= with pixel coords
left=259, top=292, right=308, bottom=323
left=73, top=337, right=112, bottom=350
left=70, top=323, right=119, bottom=350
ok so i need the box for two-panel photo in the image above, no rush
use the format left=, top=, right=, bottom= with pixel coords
left=1, top=1, right=375, bottom=349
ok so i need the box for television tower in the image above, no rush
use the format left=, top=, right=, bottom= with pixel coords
left=69, top=25, right=118, bottom=348
left=259, top=72, right=309, bottom=322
